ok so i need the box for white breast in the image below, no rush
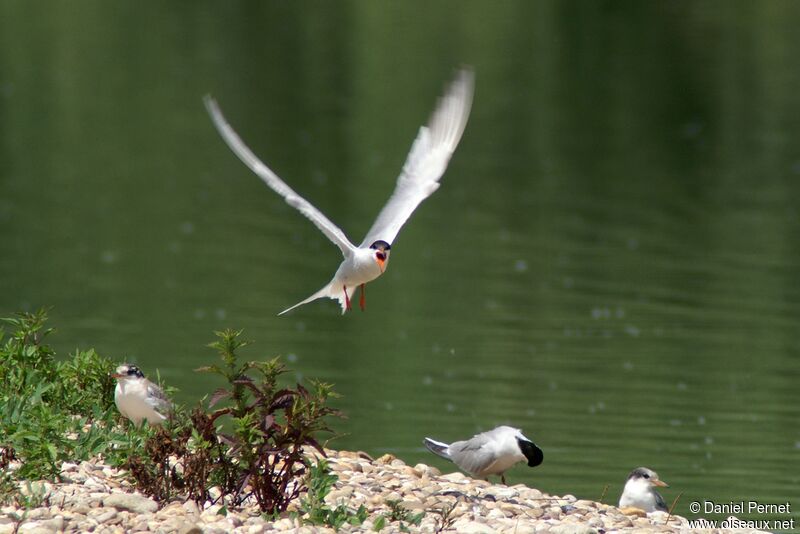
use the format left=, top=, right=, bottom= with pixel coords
left=114, top=379, right=166, bottom=425
left=619, top=478, right=659, bottom=512
left=335, top=248, right=384, bottom=287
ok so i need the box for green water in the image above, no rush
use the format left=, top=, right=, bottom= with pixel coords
left=1, top=1, right=798, bottom=527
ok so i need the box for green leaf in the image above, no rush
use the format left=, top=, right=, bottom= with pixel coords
left=46, top=444, right=58, bottom=462
left=408, top=511, right=425, bottom=526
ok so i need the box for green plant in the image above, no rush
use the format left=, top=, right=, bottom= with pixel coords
left=55, top=348, right=116, bottom=415
left=16, top=481, right=50, bottom=509
left=124, top=406, right=236, bottom=505
left=0, top=311, right=344, bottom=518
left=127, top=329, right=343, bottom=515
left=0, top=464, right=17, bottom=506
left=0, top=310, right=57, bottom=391
left=375, top=499, right=425, bottom=532
left=125, top=419, right=187, bottom=503
left=297, top=459, right=367, bottom=528
left=0, top=310, right=123, bottom=480
left=432, top=502, right=457, bottom=533
left=0, top=309, right=179, bottom=492
left=200, top=329, right=342, bottom=513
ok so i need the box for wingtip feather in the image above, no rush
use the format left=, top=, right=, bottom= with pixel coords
left=423, top=437, right=451, bottom=459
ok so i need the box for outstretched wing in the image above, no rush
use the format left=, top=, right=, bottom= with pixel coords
left=359, top=68, right=475, bottom=248
left=205, top=96, right=357, bottom=257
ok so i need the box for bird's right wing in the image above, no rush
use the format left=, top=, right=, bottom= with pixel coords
left=204, top=96, right=357, bottom=257
left=359, top=69, right=474, bottom=248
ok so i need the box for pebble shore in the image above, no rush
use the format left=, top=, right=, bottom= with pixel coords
left=2, top=449, right=767, bottom=534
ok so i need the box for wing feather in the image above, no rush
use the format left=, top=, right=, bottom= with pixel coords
left=654, top=491, right=669, bottom=512
left=204, top=96, right=356, bottom=257
left=448, top=437, right=496, bottom=476
left=145, top=381, right=172, bottom=415
left=359, top=68, right=474, bottom=247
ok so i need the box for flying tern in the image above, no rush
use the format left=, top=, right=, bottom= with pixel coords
left=204, top=69, right=474, bottom=314
left=423, top=425, right=543, bottom=484
left=618, top=467, right=669, bottom=513
left=112, top=364, right=172, bottom=426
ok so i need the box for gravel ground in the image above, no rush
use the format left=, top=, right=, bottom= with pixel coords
left=0, top=449, right=768, bottom=533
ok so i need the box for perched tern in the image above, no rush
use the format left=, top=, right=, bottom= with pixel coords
left=112, top=364, right=171, bottom=426
left=618, top=467, right=669, bottom=513
left=423, top=425, right=543, bottom=484
left=204, top=69, right=474, bottom=315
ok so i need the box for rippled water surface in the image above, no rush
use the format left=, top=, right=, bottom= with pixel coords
left=1, top=1, right=799, bottom=526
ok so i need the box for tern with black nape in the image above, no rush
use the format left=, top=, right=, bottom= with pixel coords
left=424, top=425, right=543, bottom=485
left=112, top=364, right=171, bottom=426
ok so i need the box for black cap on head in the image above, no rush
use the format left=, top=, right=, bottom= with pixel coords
left=517, top=438, right=544, bottom=467
left=369, top=240, right=391, bottom=251
left=126, top=365, right=144, bottom=378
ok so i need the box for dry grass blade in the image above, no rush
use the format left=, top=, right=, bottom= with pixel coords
left=665, top=491, right=683, bottom=524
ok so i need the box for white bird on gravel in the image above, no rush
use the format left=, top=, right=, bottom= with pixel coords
left=204, top=69, right=474, bottom=315
left=423, top=425, right=543, bottom=484
left=618, top=467, right=669, bottom=513
left=112, top=364, right=171, bottom=426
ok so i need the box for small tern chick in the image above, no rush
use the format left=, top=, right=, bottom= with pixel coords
left=618, top=467, right=669, bottom=513
left=423, top=425, right=543, bottom=484
left=112, top=364, right=171, bottom=426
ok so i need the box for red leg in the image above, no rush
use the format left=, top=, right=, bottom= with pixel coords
left=344, top=285, right=351, bottom=311
left=359, top=284, right=366, bottom=311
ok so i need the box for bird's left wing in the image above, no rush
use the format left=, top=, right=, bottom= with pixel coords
left=449, top=435, right=497, bottom=475
left=205, top=96, right=357, bottom=257
left=654, top=491, right=669, bottom=512
left=146, top=382, right=172, bottom=414
left=359, top=68, right=474, bottom=248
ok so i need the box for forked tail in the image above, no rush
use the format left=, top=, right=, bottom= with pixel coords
left=423, top=437, right=451, bottom=460
left=278, top=283, right=352, bottom=315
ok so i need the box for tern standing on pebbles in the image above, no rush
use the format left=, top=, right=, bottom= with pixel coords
left=204, top=69, right=474, bottom=315
left=112, top=364, right=171, bottom=426
left=618, top=467, right=669, bottom=513
left=423, top=425, right=544, bottom=484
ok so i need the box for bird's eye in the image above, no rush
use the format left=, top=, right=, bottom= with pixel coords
left=643, top=473, right=650, bottom=479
